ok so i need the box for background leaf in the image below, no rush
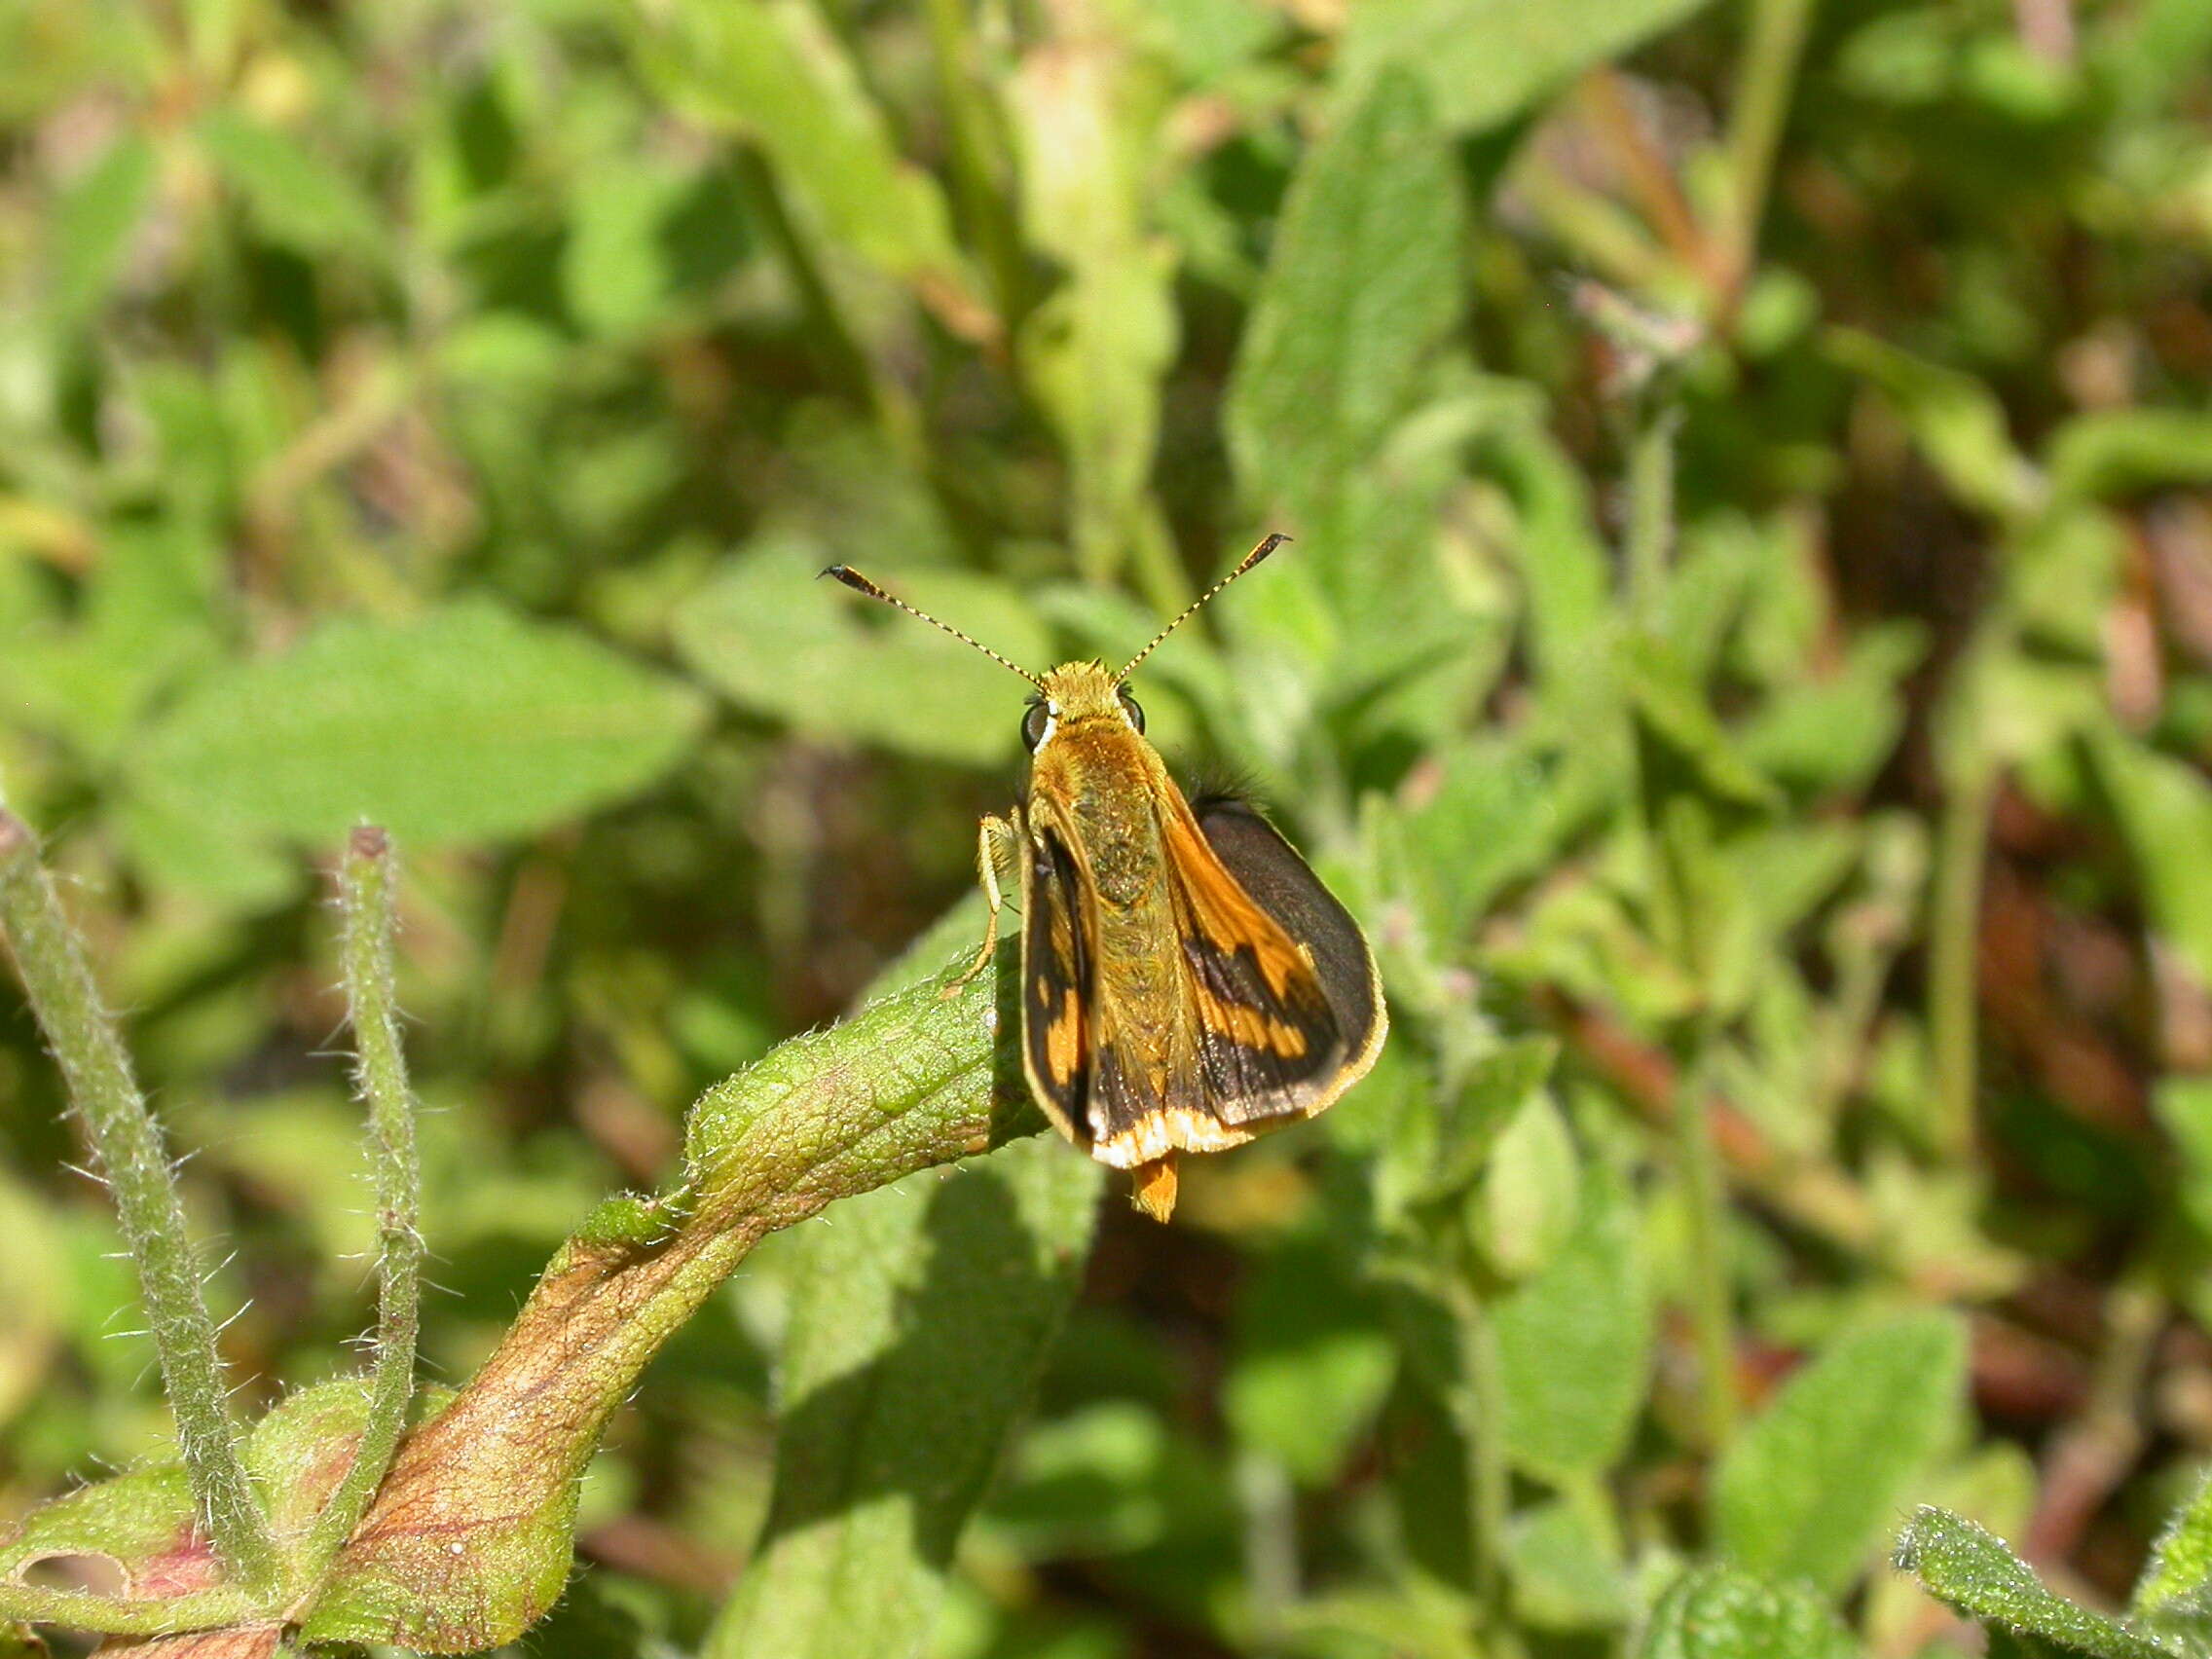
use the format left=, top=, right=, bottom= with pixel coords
left=1339, top=0, right=1720, bottom=134
left=703, top=1139, right=1101, bottom=1659
left=673, top=543, right=1051, bottom=766
left=1714, top=1310, right=1967, bottom=1592
left=1492, top=1164, right=1652, bottom=1484
left=128, top=602, right=706, bottom=849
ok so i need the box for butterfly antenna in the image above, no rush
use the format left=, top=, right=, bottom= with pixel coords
left=821, top=565, right=1046, bottom=688
left=1116, top=533, right=1289, bottom=682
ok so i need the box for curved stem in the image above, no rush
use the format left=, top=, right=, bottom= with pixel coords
left=305, top=828, right=424, bottom=1567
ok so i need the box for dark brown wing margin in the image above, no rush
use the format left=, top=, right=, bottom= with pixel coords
left=1188, top=794, right=1385, bottom=1122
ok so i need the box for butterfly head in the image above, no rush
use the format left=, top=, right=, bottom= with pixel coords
left=1023, top=663, right=1145, bottom=753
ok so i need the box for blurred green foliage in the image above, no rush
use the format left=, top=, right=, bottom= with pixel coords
left=8, top=0, right=2212, bottom=1653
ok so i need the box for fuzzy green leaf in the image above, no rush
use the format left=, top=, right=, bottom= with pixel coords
left=1491, top=1164, right=1650, bottom=1483
left=1227, top=68, right=1461, bottom=533
left=50, top=133, right=154, bottom=325
left=1224, top=1240, right=1397, bottom=1485
left=1824, top=328, right=2039, bottom=521
left=2133, top=1468, right=2212, bottom=1643
left=305, top=937, right=1036, bottom=1655
left=2046, top=410, right=2212, bottom=503
left=2088, top=726, right=2212, bottom=989
left=1639, top=1565, right=1860, bottom=1659
left=128, top=602, right=707, bottom=847
left=197, top=111, right=384, bottom=262
left=1716, top=1311, right=1966, bottom=1593
left=1895, top=1507, right=2176, bottom=1659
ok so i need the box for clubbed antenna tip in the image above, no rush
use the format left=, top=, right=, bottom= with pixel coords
left=1116, top=533, right=1291, bottom=682
left=821, top=563, right=1044, bottom=687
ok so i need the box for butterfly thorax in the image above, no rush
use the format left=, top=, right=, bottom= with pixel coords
left=1026, top=662, right=1173, bottom=913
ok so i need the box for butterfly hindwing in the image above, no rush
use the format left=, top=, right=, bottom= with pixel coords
left=1017, top=813, right=1093, bottom=1148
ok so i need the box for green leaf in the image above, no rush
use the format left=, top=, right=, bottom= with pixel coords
left=561, top=157, right=688, bottom=339
left=702, top=1138, right=1100, bottom=1659
left=1408, top=1036, right=1559, bottom=1211
left=1639, top=1565, right=1860, bottom=1659
left=1507, top=1494, right=1630, bottom=1631
left=2047, top=410, right=2212, bottom=504
left=50, top=132, right=154, bottom=325
left=1339, top=0, right=1718, bottom=135
left=638, top=0, right=981, bottom=324
left=309, top=934, right=1036, bottom=1655
left=2087, top=726, right=2212, bottom=988
left=1737, top=624, right=1925, bottom=797
left=1377, top=734, right=1561, bottom=946
left=1895, top=1507, right=2176, bottom=1659
left=127, top=601, right=707, bottom=846
left=1227, top=68, right=1462, bottom=532
left=1224, top=1240, right=1397, bottom=1485
left=1824, top=328, right=2038, bottom=520
left=2133, top=1468, right=2212, bottom=1641
left=1473, top=1089, right=1580, bottom=1281
left=196, top=111, right=383, bottom=262
left=673, top=539, right=1050, bottom=766
left=2155, top=1080, right=2212, bottom=1241
left=1492, top=1164, right=1651, bottom=1483
left=1715, top=1310, right=1967, bottom=1594
left=1628, top=635, right=1786, bottom=815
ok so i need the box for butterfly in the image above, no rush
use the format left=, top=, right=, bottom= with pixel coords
left=825, top=535, right=1386, bottom=1221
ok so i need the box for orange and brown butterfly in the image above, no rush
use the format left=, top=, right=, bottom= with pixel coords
left=823, top=535, right=1387, bottom=1223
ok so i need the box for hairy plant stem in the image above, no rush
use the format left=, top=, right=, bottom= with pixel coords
left=0, top=1583, right=256, bottom=1637
left=305, top=828, right=424, bottom=1567
left=0, top=812, right=280, bottom=1594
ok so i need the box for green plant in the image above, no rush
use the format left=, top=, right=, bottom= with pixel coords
left=0, top=815, right=1086, bottom=1652
left=10, top=0, right=2212, bottom=1654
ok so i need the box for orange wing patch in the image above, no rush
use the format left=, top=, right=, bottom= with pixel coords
left=1042, top=984, right=1084, bottom=1087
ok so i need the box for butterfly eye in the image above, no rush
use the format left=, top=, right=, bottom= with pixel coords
left=1021, top=701, right=1051, bottom=752
left=1118, top=689, right=1145, bottom=734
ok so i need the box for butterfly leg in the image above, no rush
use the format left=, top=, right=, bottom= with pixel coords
left=944, top=811, right=1017, bottom=999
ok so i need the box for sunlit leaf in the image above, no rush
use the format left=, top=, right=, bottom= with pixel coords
left=674, top=541, right=1050, bottom=766
left=1896, top=1507, right=2175, bottom=1659
left=129, top=602, right=707, bottom=846
left=1339, top=0, right=1718, bottom=135
left=1716, top=1311, right=1967, bottom=1593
